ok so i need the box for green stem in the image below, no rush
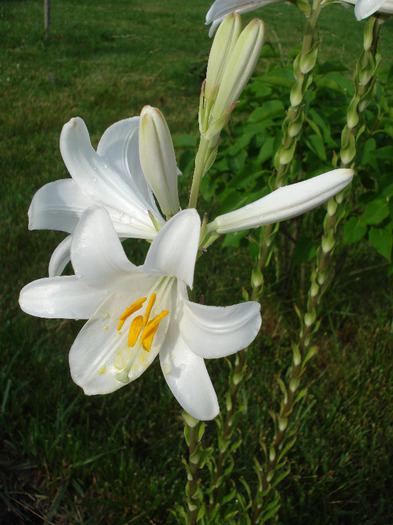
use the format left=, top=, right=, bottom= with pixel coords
left=183, top=414, right=205, bottom=525
left=208, top=350, right=247, bottom=517
left=189, top=134, right=216, bottom=209
left=250, top=16, right=385, bottom=521
left=257, top=0, right=322, bottom=278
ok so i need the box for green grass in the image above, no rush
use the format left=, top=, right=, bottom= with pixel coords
left=1, top=0, right=393, bottom=523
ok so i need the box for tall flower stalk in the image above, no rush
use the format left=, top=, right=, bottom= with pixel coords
left=300, top=13, right=383, bottom=360
left=189, top=14, right=265, bottom=209
left=257, top=0, right=323, bottom=276
left=248, top=15, right=385, bottom=522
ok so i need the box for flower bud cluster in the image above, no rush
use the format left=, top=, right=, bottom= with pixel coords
left=340, top=16, right=381, bottom=167
left=200, top=14, right=264, bottom=143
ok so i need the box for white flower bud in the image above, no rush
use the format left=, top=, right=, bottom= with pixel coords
left=139, top=106, right=180, bottom=217
left=209, top=169, right=354, bottom=234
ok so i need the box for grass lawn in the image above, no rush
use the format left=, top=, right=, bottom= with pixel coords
left=1, top=0, right=393, bottom=523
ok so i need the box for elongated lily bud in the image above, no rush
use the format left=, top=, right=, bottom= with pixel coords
left=139, top=105, right=180, bottom=217
left=211, top=18, right=264, bottom=122
left=208, top=169, right=353, bottom=234
left=200, top=15, right=264, bottom=138
left=205, top=13, right=242, bottom=100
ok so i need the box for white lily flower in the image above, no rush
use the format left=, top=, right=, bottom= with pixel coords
left=206, top=0, right=281, bottom=36
left=346, top=0, right=393, bottom=19
left=208, top=169, right=353, bottom=234
left=19, top=208, right=262, bottom=421
left=28, top=116, right=166, bottom=275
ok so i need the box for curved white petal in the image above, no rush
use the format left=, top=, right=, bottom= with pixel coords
left=49, top=235, right=72, bottom=277
left=96, top=117, right=160, bottom=213
left=71, top=207, right=140, bottom=290
left=60, top=117, right=162, bottom=238
left=178, top=284, right=262, bottom=358
left=211, top=169, right=354, bottom=233
left=160, top=322, right=219, bottom=420
left=206, top=0, right=281, bottom=36
left=28, top=179, right=93, bottom=233
left=69, top=277, right=169, bottom=395
left=19, top=276, right=107, bottom=319
left=143, top=210, right=200, bottom=288
left=354, top=0, right=391, bottom=18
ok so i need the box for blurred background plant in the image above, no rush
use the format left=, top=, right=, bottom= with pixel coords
left=1, top=0, right=392, bottom=523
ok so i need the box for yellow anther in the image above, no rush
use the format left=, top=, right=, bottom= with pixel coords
left=127, top=315, right=144, bottom=347
left=140, top=310, right=169, bottom=351
left=117, top=297, right=146, bottom=331
left=98, top=366, right=106, bottom=375
left=143, top=293, right=156, bottom=326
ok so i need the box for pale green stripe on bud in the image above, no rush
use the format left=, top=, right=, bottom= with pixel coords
left=205, top=13, right=242, bottom=102
left=208, top=169, right=353, bottom=234
left=139, top=105, right=180, bottom=217
left=211, top=18, right=264, bottom=122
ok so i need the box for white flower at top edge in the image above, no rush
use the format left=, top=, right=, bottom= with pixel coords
left=347, top=0, right=393, bottom=19
left=28, top=116, right=171, bottom=276
left=19, top=208, right=262, bottom=421
left=206, top=0, right=282, bottom=37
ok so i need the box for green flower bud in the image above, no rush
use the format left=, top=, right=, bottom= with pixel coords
left=300, top=43, right=319, bottom=75
left=211, top=18, right=264, bottom=121
left=347, top=96, right=360, bottom=129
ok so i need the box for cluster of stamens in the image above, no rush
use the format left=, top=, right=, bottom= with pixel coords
left=117, top=293, right=169, bottom=352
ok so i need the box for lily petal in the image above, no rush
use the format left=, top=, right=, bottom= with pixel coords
left=178, top=284, right=262, bottom=358
left=206, top=0, right=281, bottom=36
left=353, top=0, right=392, bottom=18
left=160, top=322, right=219, bottom=420
left=49, top=235, right=72, bottom=277
left=96, top=117, right=160, bottom=213
left=71, top=207, right=140, bottom=290
left=143, top=210, right=201, bottom=288
left=60, top=117, right=161, bottom=238
left=19, top=276, right=107, bottom=319
left=69, top=277, right=169, bottom=394
left=28, top=179, right=92, bottom=233
left=210, top=169, right=354, bottom=233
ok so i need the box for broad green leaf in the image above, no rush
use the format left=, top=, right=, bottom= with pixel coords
left=227, top=150, right=248, bottom=173
left=361, top=199, right=390, bottom=225
left=248, top=100, right=285, bottom=123
left=257, top=136, right=275, bottom=165
left=260, top=68, right=294, bottom=89
left=305, top=134, right=327, bottom=161
left=343, top=217, right=367, bottom=245
left=249, top=82, right=273, bottom=99
left=222, top=230, right=249, bottom=247
left=293, top=237, right=318, bottom=265
left=369, top=226, right=393, bottom=262
left=307, top=108, right=336, bottom=148
left=172, top=134, right=196, bottom=148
